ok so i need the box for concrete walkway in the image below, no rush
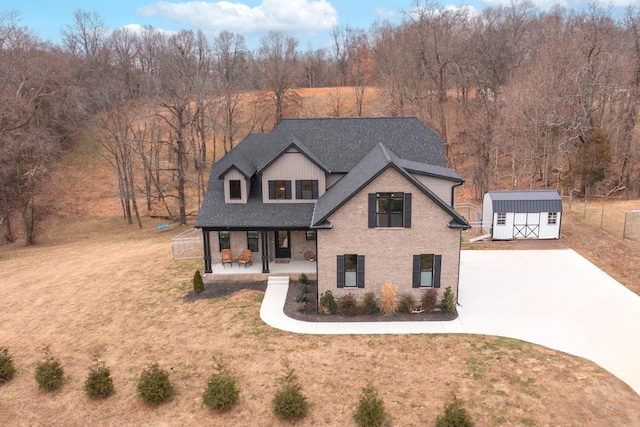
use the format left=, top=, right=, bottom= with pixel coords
left=260, top=249, right=640, bottom=394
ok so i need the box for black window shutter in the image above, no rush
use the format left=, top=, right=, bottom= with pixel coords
left=368, top=193, right=376, bottom=228
left=312, top=180, right=319, bottom=199
left=356, top=255, right=365, bottom=288
left=412, top=255, right=421, bottom=288
left=295, top=180, right=302, bottom=199
left=285, top=181, right=292, bottom=199
left=433, top=255, right=442, bottom=288
left=268, top=181, right=275, bottom=199
left=336, top=255, right=344, bottom=288
left=404, top=193, right=412, bottom=228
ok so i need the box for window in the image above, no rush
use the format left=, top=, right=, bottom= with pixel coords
left=368, top=193, right=411, bottom=228
left=305, top=230, right=317, bottom=241
left=548, top=212, right=557, bottom=225
left=247, top=231, right=259, bottom=252
left=268, top=180, right=291, bottom=199
left=219, top=231, right=230, bottom=251
left=229, top=180, right=241, bottom=200
left=497, top=213, right=506, bottom=225
left=296, top=180, right=318, bottom=199
left=376, top=192, right=404, bottom=227
left=337, top=254, right=364, bottom=288
left=412, top=254, right=442, bottom=288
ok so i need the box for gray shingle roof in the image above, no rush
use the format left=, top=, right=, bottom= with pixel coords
left=488, top=190, right=563, bottom=213
left=311, top=143, right=469, bottom=229
left=196, top=117, right=468, bottom=230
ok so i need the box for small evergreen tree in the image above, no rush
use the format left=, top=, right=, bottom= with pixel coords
left=353, top=385, right=386, bottom=427
left=272, top=364, right=309, bottom=420
left=203, top=358, right=240, bottom=411
left=137, top=363, right=174, bottom=405
left=436, top=394, right=474, bottom=427
left=319, top=290, right=337, bottom=314
left=439, top=287, right=456, bottom=314
left=84, top=357, right=114, bottom=398
left=0, top=347, right=16, bottom=384
left=35, top=346, right=64, bottom=391
left=193, top=270, right=205, bottom=293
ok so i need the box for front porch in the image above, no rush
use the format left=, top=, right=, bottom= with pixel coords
left=203, top=259, right=317, bottom=283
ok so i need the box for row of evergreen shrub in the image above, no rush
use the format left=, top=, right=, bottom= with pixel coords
left=1, top=345, right=472, bottom=424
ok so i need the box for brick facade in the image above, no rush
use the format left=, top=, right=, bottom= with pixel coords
left=316, top=168, right=462, bottom=303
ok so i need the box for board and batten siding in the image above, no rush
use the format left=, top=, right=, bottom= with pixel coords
left=413, top=174, right=456, bottom=205
left=261, top=148, right=326, bottom=203
left=223, top=169, right=249, bottom=204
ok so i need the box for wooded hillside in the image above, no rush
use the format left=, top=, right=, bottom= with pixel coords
left=1, top=3, right=639, bottom=245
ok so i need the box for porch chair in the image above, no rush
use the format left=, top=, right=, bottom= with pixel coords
left=237, top=249, right=253, bottom=268
left=221, top=248, right=233, bottom=268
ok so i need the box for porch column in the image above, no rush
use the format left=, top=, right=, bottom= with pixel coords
left=203, top=229, right=212, bottom=274
left=261, top=230, right=270, bottom=273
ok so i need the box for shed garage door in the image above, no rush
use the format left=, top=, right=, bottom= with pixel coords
left=513, top=213, right=540, bottom=238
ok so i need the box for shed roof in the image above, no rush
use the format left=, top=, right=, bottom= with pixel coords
left=488, top=190, right=563, bottom=213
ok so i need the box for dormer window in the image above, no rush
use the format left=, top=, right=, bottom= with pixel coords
left=229, top=180, right=241, bottom=200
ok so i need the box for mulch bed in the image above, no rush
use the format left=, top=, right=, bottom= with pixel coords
left=183, top=280, right=457, bottom=323
left=183, top=281, right=268, bottom=302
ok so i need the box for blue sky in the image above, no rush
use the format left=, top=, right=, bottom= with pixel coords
left=5, top=0, right=635, bottom=49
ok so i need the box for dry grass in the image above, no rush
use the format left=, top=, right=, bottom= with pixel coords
left=1, top=222, right=640, bottom=426
left=1, top=91, right=640, bottom=425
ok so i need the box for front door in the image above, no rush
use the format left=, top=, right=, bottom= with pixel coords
left=275, top=230, right=291, bottom=258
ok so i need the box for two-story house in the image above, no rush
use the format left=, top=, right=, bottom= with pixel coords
left=195, top=117, right=470, bottom=305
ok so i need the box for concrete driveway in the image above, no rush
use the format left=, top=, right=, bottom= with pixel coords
left=457, top=249, right=640, bottom=395
left=261, top=249, right=640, bottom=394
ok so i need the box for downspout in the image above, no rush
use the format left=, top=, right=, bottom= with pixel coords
left=451, top=181, right=464, bottom=307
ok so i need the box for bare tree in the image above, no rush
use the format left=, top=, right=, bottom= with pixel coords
left=257, top=31, right=299, bottom=124
left=214, top=31, right=248, bottom=154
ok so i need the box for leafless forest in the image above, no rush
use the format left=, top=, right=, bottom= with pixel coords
left=1, top=1, right=640, bottom=244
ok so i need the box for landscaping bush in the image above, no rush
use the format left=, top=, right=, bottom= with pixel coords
left=360, top=292, right=379, bottom=315
left=379, top=281, right=398, bottom=316
left=272, top=365, right=309, bottom=420
left=203, top=358, right=239, bottom=412
left=353, top=385, right=386, bottom=427
left=337, top=292, right=358, bottom=316
left=35, top=346, right=64, bottom=391
left=435, top=394, right=474, bottom=427
left=137, top=363, right=174, bottom=405
left=296, top=282, right=309, bottom=303
left=193, top=270, right=205, bottom=293
left=439, top=286, right=456, bottom=314
left=422, top=288, right=438, bottom=313
left=0, top=347, right=16, bottom=384
left=319, top=290, right=337, bottom=314
left=398, top=293, right=416, bottom=314
left=84, top=358, right=114, bottom=398
left=298, top=273, right=308, bottom=285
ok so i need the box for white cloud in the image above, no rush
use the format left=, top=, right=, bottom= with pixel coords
left=137, top=0, right=339, bottom=35
left=374, top=7, right=396, bottom=19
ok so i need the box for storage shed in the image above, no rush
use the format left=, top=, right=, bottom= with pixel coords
left=482, top=190, right=563, bottom=240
